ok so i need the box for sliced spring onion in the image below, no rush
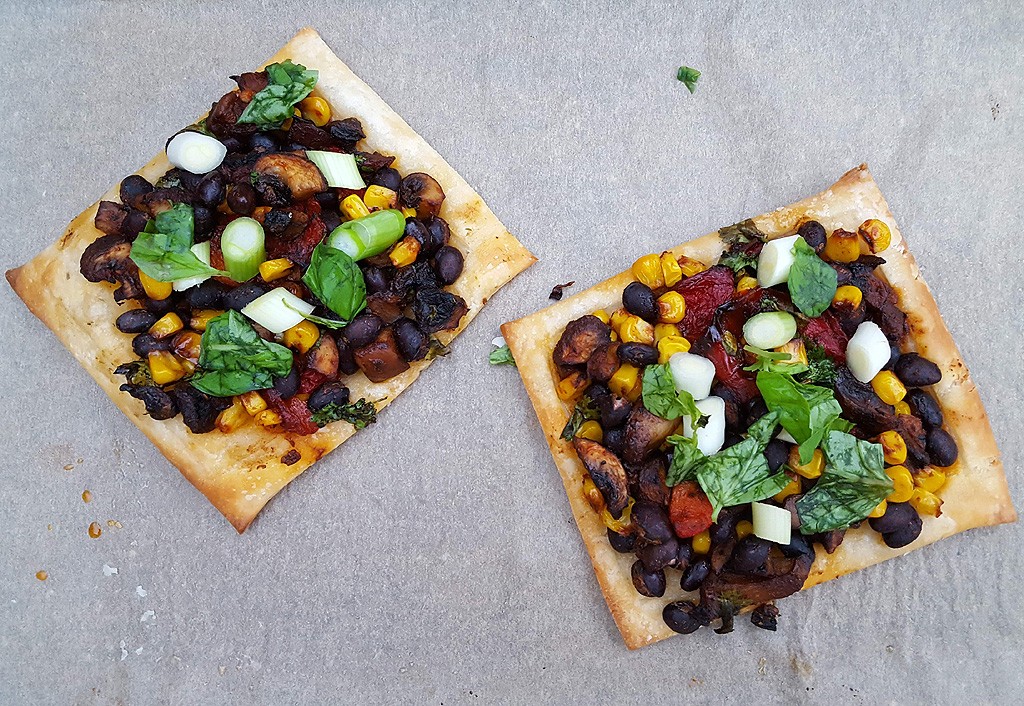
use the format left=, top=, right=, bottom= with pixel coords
left=680, top=395, right=726, bottom=456
left=327, top=209, right=406, bottom=260
left=241, top=287, right=314, bottom=334
left=757, top=234, right=800, bottom=287
left=221, top=217, right=266, bottom=282
left=742, top=311, right=797, bottom=350
left=172, top=241, right=213, bottom=292
left=166, top=131, right=227, bottom=174
left=306, top=151, right=366, bottom=189
left=668, top=352, right=716, bottom=401
left=751, top=501, right=792, bottom=545
left=846, top=321, right=890, bottom=383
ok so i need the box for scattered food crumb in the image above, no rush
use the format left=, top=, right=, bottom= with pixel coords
left=102, top=564, right=118, bottom=577
left=758, top=656, right=767, bottom=675
left=106, top=520, right=123, bottom=529
left=549, top=280, right=575, bottom=300
left=77, top=457, right=83, bottom=464
left=119, top=640, right=128, bottom=661
left=141, top=610, right=156, bottom=623
left=82, top=490, right=93, bottom=503
left=886, top=645, right=894, bottom=653
left=491, top=336, right=505, bottom=348
left=135, top=647, right=144, bottom=655
left=136, top=586, right=148, bottom=598
left=47, top=524, right=53, bottom=531
left=35, top=570, right=48, bottom=581
left=63, top=464, right=74, bottom=471
left=88, top=522, right=102, bottom=539
left=219, top=666, right=227, bottom=676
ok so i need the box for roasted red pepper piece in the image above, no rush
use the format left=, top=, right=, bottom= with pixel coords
left=674, top=266, right=736, bottom=340
left=266, top=199, right=327, bottom=268
left=704, top=337, right=760, bottom=403
left=265, top=389, right=319, bottom=436
left=668, top=481, right=713, bottom=538
left=802, top=310, right=848, bottom=364
left=298, top=368, right=327, bottom=395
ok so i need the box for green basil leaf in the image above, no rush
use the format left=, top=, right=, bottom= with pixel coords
left=641, top=363, right=705, bottom=425
left=310, top=398, right=378, bottom=429
left=488, top=344, right=516, bottom=367
left=665, top=433, right=706, bottom=486
left=237, top=60, right=318, bottom=128
left=796, top=431, right=893, bottom=534
left=302, top=243, right=367, bottom=322
left=756, top=371, right=846, bottom=464
left=719, top=219, right=766, bottom=247
left=560, top=396, right=600, bottom=441
left=788, top=238, right=838, bottom=317
left=129, top=203, right=225, bottom=282
left=190, top=310, right=293, bottom=397
left=799, top=342, right=839, bottom=385
left=719, top=250, right=758, bottom=273
left=676, top=65, right=701, bottom=93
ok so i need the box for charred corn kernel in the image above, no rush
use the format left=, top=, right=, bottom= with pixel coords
left=868, top=500, right=888, bottom=519
left=736, top=275, right=758, bottom=293
left=298, top=96, right=331, bottom=126
left=180, top=359, right=196, bottom=375
left=388, top=236, right=420, bottom=267
left=139, top=270, right=172, bottom=301
left=609, top=331, right=619, bottom=342
left=601, top=498, right=634, bottom=534
left=691, top=530, right=711, bottom=555
left=678, top=256, right=708, bottom=278
left=608, top=364, right=641, bottom=399
left=910, top=488, right=943, bottom=517
left=401, top=206, right=417, bottom=219
left=254, top=409, right=283, bottom=428
left=610, top=308, right=631, bottom=333
left=789, top=447, right=825, bottom=479
left=215, top=398, right=249, bottom=433
left=775, top=339, right=808, bottom=367
left=824, top=228, right=861, bottom=263
left=190, top=308, right=224, bottom=332
left=631, top=254, right=665, bottom=289
left=149, top=312, right=183, bottom=339
left=654, top=323, right=680, bottom=342
left=363, top=185, right=398, bottom=211
left=172, top=330, right=202, bottom=363
left=832, top=285, right=863, bottom=309
left=894, top=401, right=912, bottom=416
left=577, top=420, right=604, bottom=443
left=592, top=309, right=611, bottom=325
left=773, top=472, right=802, bottom=502
left=341, top=194, right=371, bottom=220
left=281, top=107, right=302, bottom=132
left=556, top=371, right=588, bottom=402
left=871, top=371, right=907, bottom=405
left=239, top=391, right=268, bottom=416
left=283, top=320, right=320, bottom=354
left=886, top=465, right=915, bottom=503
left=657, top=335, right=691, bottom=364
left=879, top=430, right=908, bottom=465
left=252, top=206, right=272, bottom=222
left=660, top=252, right=683, bottom=287
left=259, top=258, right=294, bottom=282
left=656, top=291, right=686, bottom=324
left=619, top=315, right=655, bottom=345
left=736, top=520, right=754, bottom=540
left=146, top=351, right=186, bottom=385
left=582, top=476, right=605, bottom=512
left=858, top=218, right=892, bottom=254
left=914, top=468, right=947, bottom=494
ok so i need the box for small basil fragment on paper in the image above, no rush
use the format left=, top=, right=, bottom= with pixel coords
left=677, top=66, right=701, bottom=93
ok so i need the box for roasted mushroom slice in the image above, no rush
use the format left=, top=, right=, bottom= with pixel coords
left=573, top=438, right=629, bottom=516
left=701, top=534, right=814, bottom=611
left=552, top=315, right=612, bottom=367
left=306, top=333, right=340, bottom=380
left=833, top=367, right=897, bottom=436
left=94, top=200, right=129, bottom=235
left=587, top=343, right=620, bottom=383
left=171, top=385, right=231, bottom=434
left=398, top=172, right=445, bottom=219
left=252, top=153, right=327, bottom=201
left=622, top=405, right=679, bottom=465
left=412, top=288, right=468, bottom=333
left=79, top=234, right=144, bottom=302
left=353, top=327, right=411, bottom=383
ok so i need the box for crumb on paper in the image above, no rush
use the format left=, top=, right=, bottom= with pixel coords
left=107, top=520, right=123, bottom=529
left=119, top=640, right=128, bottom=661
left=758, top=656, right=767, bottom=675
left=102, top=564, right=118, bottom=577
left=136, top=586, right=148, bottom=598
left=219, top=666, right=227, bottom=676
left=135, top=647, right=143, bottom=655
left=141, top=610, right=156, bottom=623
left=63, top=464, right=74, bottom=471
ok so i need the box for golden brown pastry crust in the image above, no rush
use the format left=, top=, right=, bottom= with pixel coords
left=501, top=164, right=1014, bottom=649
left=6, top=28, right=535, bottom=533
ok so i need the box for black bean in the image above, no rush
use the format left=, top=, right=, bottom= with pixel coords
left=723, top=432, right=743, bottom=449
left=222, top=282, right=267, bottom=310
left=728, top=536, right=770, bottom=574
left=603, top=427, right=626, bottom=455
left=905, top=388, right=944, bottom=429
left=631, top=561, right=666, bottom=598
left=607, top=529, right=635, bottom=554
left=185, top=280, right=227, bottom=309
left=680, top=557, right=710, bottom=591
left=433, top=246, right=464, bottom=285
left=221, top=136, right=244, bottom=152
left=314, top=190, right=340, bottom=212
left=622, top=282, right=658, bottom=322
left=710, top=506, right=743, bottom=545
left=196, top=175, right=225, bottom=206
left=249, top=133, right=277, bottom=153
left=426, top=217, right=451, bottom=253
left=227, top=183, right=257, bottom=215
left=797, top=220, right=827, bottom=253
left=369, top=166, right=401, bottom=192
left=115, top=309, right=158, bottom=334
left=132, top=333, right=171, bottom=357
left=404, top=218, right=431, bottom=251
left=746, top=397, right=770, bottom=426
left=927, top=428, right=959, bottom=467
left=882, top=343, right=901, bottom=371
left=362, top=266, right=392, bottom=294
left=142, top=296, right=176, bottom=315
left=394, top=318, right=429, bottom=361
left=617, top=342, right=658, bottom=367
left=273, top=366, right=300, bottom=399
left=122, top=209, right=149, bottom=237
left=335, top=335, right=360, bottom=376
left=119, top=175, right=153, bottom=210
left=321, top=209, right=341, bottom=234
left=308, top=382, right=350, bottom=412
left=764, top=439, right=789, bottom=472
left=638, top=537, right=680, bottom=572
left=895, top=353, right=942, bottom=387
left=586, top=383, right=610, bottom=400
left=343, top=314, right=384, bottom=348
left=192, top=206, right=215, bottom=237
left=676, top=541, right=694, bottom=573
left=663, top=601, right=704, bottom=635
left=868, top=501, right=918, bottom=535
left=632, top=501, right=674, bottom=544
left=883, top=515, right=923, bottom=548
left=262, top=209, right=293, bottom=236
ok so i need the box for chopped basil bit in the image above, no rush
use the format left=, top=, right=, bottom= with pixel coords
left=310, top=398, right=378, bottom=429
left=560, top=396, right=600, bottom=441
left=788, top=238, right=839, bottom=317
left=237, top=60, right=318, bottom=129
left=489, top=344, right=516, bottom=367
left=129, top=204, right=225, bottom=282
left=641, top=363, right=706, bottom=426
left=676, top=66, right=701, bottom=93
left=756, top=371, right=849, bottom=464
left=719, top=219, right=766, bottom=246
left=719, top=250, right=758, bottom=273
left=426, top=338, right=451, bottom=360
left=190, top=311, right=293, bottom=397
left=800, top=343, right=839, bottom=385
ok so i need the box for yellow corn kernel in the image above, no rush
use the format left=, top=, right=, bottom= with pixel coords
left=735, top=520, right=754, bottom=540
left=601, top=498, right=634, bottom=534
left=775, top=339, right=808, bottom=367
left=259, top=258, right=294, bottom=282
left=582, top=476, right=605, bottom=513
left=401, top=206, right=417, bottom=219
left=281, top=107, right=302, bottom=132
left=556, top=371, right=588, bottom=402
left=298, top=96, right=332, bottom=126
left=657, top=335, right=692, bottom=364
left=180, top=359, right=196, bottom=375
left=577, top=420, right=604, bottom=443
left=283, top=320, right=320, bottom=354
left=610, top=307, right=631, bottom=333
left=832, top=285, right=863, bottom=309
left=363, top=185, right=398, bottom=211
left=592, top=309, right=611, bottom=325
left=789, top=447, right=825, bottom=479
left=388, top=236, right=420, bottom=267
left=631, top=254, right=665, bottom=289
left=871, top=371, right=907, bottom=405
left=254, top=409, right=283, bottom=428
left=215, top=398, right=250, bottom=433
left=608, top=364, right=641, bottom=399
left=736, top=275, right=758, bottom=293
left=824, top=228, right=861, bottom=263
left=868, top=500, right=888, bottom=519
left=654, top=323, right=680, bottom=342
left=609, top=331, right=619, bottom=342
left=619, top=315, right=655, bottom=345
left=678, top=256, right=708, bottom=278
left=879, top=430, right=908, bottom=465
left=149, top=312, right=183, bottom=340
left=190, top=308, right=224, bottom=332
left=139, top=270, right=172, bottom=301
left=239, top=391, right=268, bottom=416
left=914, top=468, right=947, bottom=494
left=691, top=530, right=711, bottom=555
left=886, top=465, right=915, bottom=503
left=910, top=488, right=943, bottom=518
left=773, top=472, right=802, bottom=502
left=341, top=194, right=371, bottom=221
left=660, top=252, right=683, bottom=287
left=172, top=330, right=202, bottom=363
left=147, top=351, right=186, bottom=385
left=894, top=401, right=912, bottom=416
left=858, top=218, right=892, bottom=254
left=656, top=291, right=686, bottom=324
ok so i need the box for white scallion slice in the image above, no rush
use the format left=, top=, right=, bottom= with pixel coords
left=166, top=131, right=227, bottom=174
left=306, top=151, right=366, bottom=189
left=221, top=217, right=266, bottom=283
left=846, top=320, right=891, bottom=383
left=681, top=395, right=726, bottom=456
left=241, top=287, right=314, bottom=334
left=172, top=241, right=213, bottom=292
left=668, top=352, right=716, bottom=401
left=751, top=501, right=792, bottom=545
left=743, top=311, right=797, bottom=350
left=776, top=428, right=798, bottom=444
left=756, top=234, right=801, bottom=287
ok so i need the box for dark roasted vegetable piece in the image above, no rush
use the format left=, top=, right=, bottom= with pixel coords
left=927, top=428, right=959, bottom=467
left=833, top=367, right=897, bottom=436
left=327, top=117, right=365, bottom=149
left=393, top=318, right=429, bottom=361
left=631, top=561, right=667, bottom=598
left=252, top=153, right=329, bottom=199
left=171, top=386, right=231, bottom=434
left=250, top=173, right=292, bottom=206
left=399, top=173, right=445, bottom=219
left=79, top=234, right=144, bottom=301
left=797, top=220, right=827, bottom=253
left=622, top=405, right=678, bottom=465
left=895, top=413, right=930, bottom=468
left=596, top=393, right=632, bottom=429
left=750, top=603, right=780, bottom=631
left=206, top=91, right=258, bottom=139
left=366, top=291, right=404, bottom=323
left=574, top=438, right=630, bottom=516
left=905, top=388, right=944, bottom=429
left=121, top=384, right=178, bottom=420
left=412, top=288, right=468, bottom=333
left=95, top=200, right=129, bottom=235
left=552, top=315, right=612, bottom=367
left=699, top=533, right=814, bottom=610
left=587, top=343, right=620, bottom=383
left=355, top=151, right=395, bottom=175
left=306, top=333, right=340, bottom=379
left=116, top=309, right=158, bottom=334
left=391, top=260, right=440, bottom=296
left=353, top=327, right=411, bottom=382
left=894, top=352, right=942, bottom=387
left=119, top=175, right=154, bottom=211
left=632, top=500, right=674, bottom=544
left=286, top=117, right=335, bottom=149
left=816, top=529, right=846, bottom=554
left=632, top=456, right=671, bottom=506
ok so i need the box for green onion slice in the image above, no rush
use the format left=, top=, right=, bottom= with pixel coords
left=306, top=151, right=366, bottom=189
left=327, top=209, right=406, bottom=260
left=221, top=217, right=266, bottom=282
